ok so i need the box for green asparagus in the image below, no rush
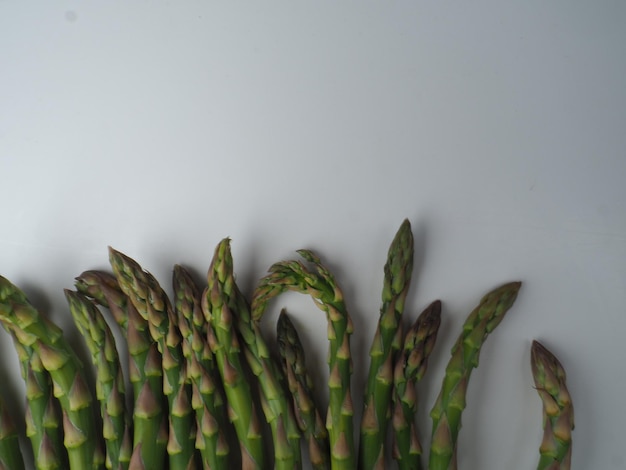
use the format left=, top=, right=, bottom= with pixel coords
left=108, top=249, right=196, bottom=470
left=429, top=281, right=522, bottom=470
left=3, top=328, right=66, bottom=470
left=252, top=249, right=355, bottom=470
left=173, top=264, right=231, bottom=470
left=277, top=310, right=330, bottom=470
left=360, top=219, right=414, bottom=470
left=0, top=221, right=580, bottom=470
left=209, top=238, right=302, bottom=469
left=531, top=340, right=574, bottom=470
left=392, top=300, right=441, bottom=470
left=75, top=270, right=168, bottom=470
left=202, top=264, right=265, bottom=469
left=64, top=290, right=132, bottom=470
left=0, top=276, right=101, bottom=470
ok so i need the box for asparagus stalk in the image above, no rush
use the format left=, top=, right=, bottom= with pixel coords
left=202, top=244, right=266, bottom=470
left=64, top=290, right=132, bottom=470
left=208, top=238, right=302, bottom=470
left=277, top=310, right=330, bottom=470
left=392, top=300, right=441, bottom=470
left=3, top=328, right=66, bottom=470
left=0, top=392, right=25, bottom=470
left=428, top=281, right=522, bottom=470
left=173, top=264, right=231, bottom=470
left=108, top=249, right=196, bottom=470
left=74, top=270, right=168, bottom=470
left=0, top=275, right=101, bottom=470
left=360, top=218, right=414, bottom=470
left=531, top=340, right=574, bottom=470
left=252, top=249, right=355, bottom=470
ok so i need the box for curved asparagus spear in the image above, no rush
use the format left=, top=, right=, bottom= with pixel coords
left=209, top=238, right=302, bottom=469
left=108, top=249, right=196, bottom=470
left=252, top=249, right=355, bottom=470
left=531, top=340, right=574, bottom=470
left=75, top=270, right=168, bottom=470
left=428, top=281, right=522, bottom=470
left=277, top=310, right=330, bottom=470
left=0, top=391, right=25, bottom=470
left=64, top=290, right=132, bottom=470
left=202, top=268, right=265, bottom=469
left=0, top=275, right=101, bottom=470
left=392, top=300, right=441, bottom=470
left=360, top=218, right=414, bottom=470
left=173, top=264, right=231, bottom=470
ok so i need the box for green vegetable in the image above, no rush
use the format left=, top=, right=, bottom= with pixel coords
left=252, top=250, right=355, bottom=470
left=3, top=329, right=66, bottom=470
left=0, top=276, right=101, bottom=470
left=531, top=340, right=574, bottom=470
left=108, top=249, right=196, bottom=470
left=65, top=290, right=132, bottom=470
left=173, top=264, right=231, bottom=470
left=209, top=238, right=302, bottom=470
left=360, top=219, right=414, bottom=470
left=203, top=246, right=266, bottom=469
left=75, top=270, right=168, bottom=470
left=0, top=220, right=576, bottom=470
left=429, top=281, right=522, bottom=470
left=277, top=310, right=330, bottom=470
left=392, top=300, right=441, bottom=470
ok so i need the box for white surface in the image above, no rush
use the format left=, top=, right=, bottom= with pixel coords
left=1, top=2, right=624, bottom=468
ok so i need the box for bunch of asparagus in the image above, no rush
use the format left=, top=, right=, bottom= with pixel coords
left=0, top=219, right=574, bottom=470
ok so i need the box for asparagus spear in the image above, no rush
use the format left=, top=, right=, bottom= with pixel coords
left=392, top=300, right=441, bottom=470
left=108, top=249, right=196, bottom=470
left=0, top=391, right=26, bottom=470
left=74, top=270, right=168, bottom=470
left=428, top=281, right=522, bottom=470
left=277, top=310, right=330, bottom=470
left=209, top=238, right=302, bottom=469
left=252, top=249, right=355, bottom=470
left=64, top=290, right=132, bottom=470
left=202, top=269, right=265, bottom=469
left=531, top=340, right=574, bottom=470
left=3, top=327, right=66, bottom=470
left=360, top=218, right=414, bottom=470
left=0, top=275, right=101, bottom=470
left=173, top=264, right=231, bottom=470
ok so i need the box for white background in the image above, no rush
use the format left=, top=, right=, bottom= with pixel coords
left=1, top=2, right=625, bottom=469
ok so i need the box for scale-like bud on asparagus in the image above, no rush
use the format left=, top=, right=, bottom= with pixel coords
left=277, top=310, right=330, bottom=470
left=252, top=250, right=355, bottom=470
left=360, top=219, right=414, bottom=470
left=392, top=300, right=441, bottom=470
left=75, top=270, right=168, bottom=470
left=531, top=340, right=574, bottom=470
left=108, top=249, right=196, bottom=470
left=0, top=275, right=101, bottom=470
left=173, top=264, right=231, bottom=470
left=65, top=290, right=132, bottom=470
left=429, top=281, right=522, bottom=470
